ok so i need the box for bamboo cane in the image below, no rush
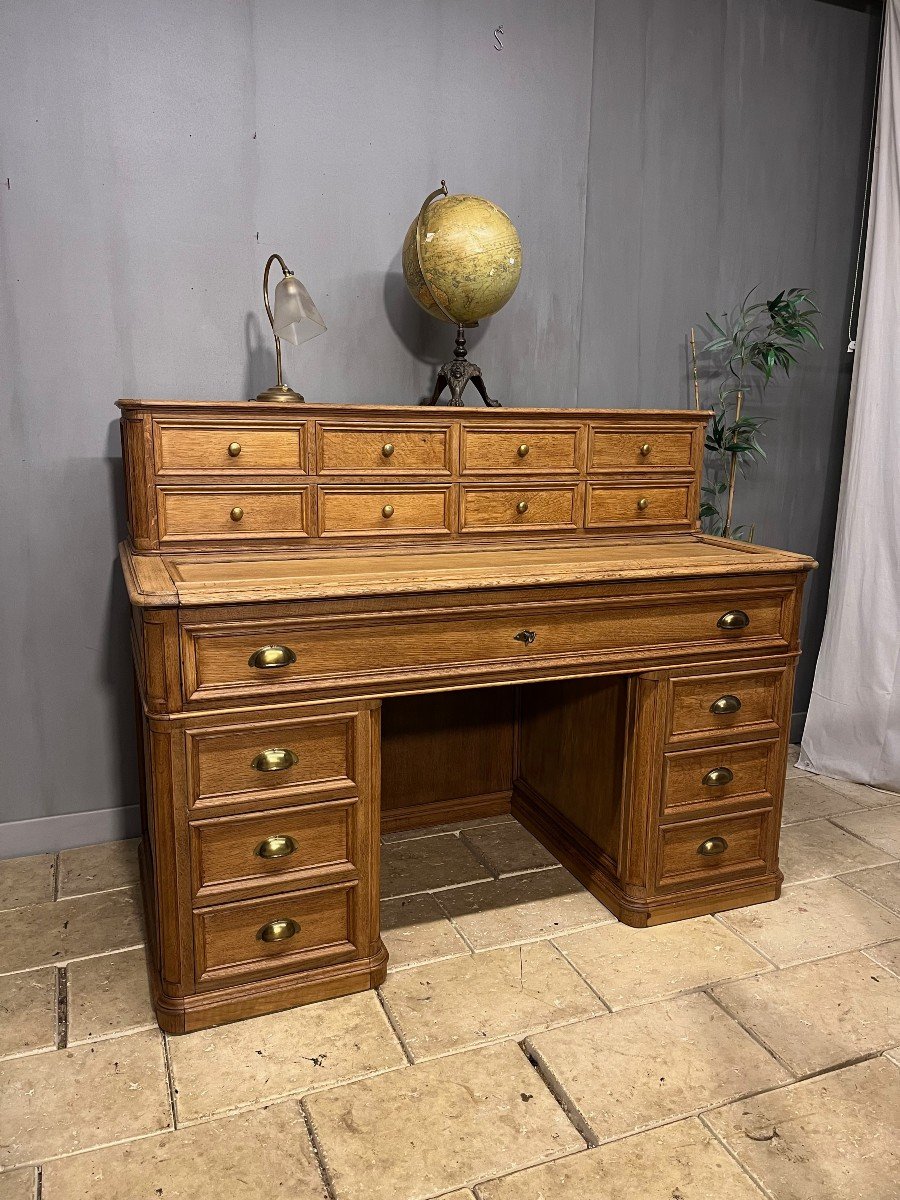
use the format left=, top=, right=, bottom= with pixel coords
left=722, top=388, right=743, bottom=538
left=690, top=328, right=701, bottom=410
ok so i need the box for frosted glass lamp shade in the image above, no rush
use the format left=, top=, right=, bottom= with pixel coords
left=272, top=275, right=326, bottom=346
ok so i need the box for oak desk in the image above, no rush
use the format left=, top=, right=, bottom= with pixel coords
left=118, top=400, right=814, bottom=1033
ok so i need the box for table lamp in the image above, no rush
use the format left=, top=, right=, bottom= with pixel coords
left=256, top=253, right=326, bottom=402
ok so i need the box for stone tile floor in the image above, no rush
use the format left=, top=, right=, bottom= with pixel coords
left=1, top=755, right=898, bottom=1198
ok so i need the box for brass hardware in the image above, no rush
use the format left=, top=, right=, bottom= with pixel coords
left=710, top=694, right=742, bottom=716
left=248, top=644, right=297, bottom=669
left=703, top=767, right=734, bottom=787
left=382, top=504, right=395, bottom=519
left=514, top=629, right=537, bottom=645
left=256, top=253, right=305, bottom=403
left=228, top=442, right=242, bottom=457
left=382, top=443, right=395, bottom=457
left=258, top=918, right=300, bottom=943
left=717, top=609, right=750, bottom=630
left=255, top=835, right=297, bottom=859
left=516, top=500, right=529, bottom=514
left=517, top=444, right=529, bottom=458
left=637, top=497, right=649, bottom=511
left=230, top=506, right=244, bottom=522
left=639, top=443, right=651, bottom=456
left=698, top=837, right=728, bottom=857
left=251, top=748, right=299, bottom=773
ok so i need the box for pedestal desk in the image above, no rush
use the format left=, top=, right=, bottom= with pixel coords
left=117, top=399, right=814, bottom=1033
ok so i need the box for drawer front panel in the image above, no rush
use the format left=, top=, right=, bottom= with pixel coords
left=153, top=422, right=306, bottom=473
left=191, top=801, right=354, bottom=901
left=668, top=667, right=785, bottom=742
left=194, top=882, right=356, bottom=986
left=317, top=423, right=452, bottom=475
left=460, top=485, right=580, bottom=533
left=589, top=429, right=694, bottom=472
left=157, top=487, right=310, bottom=543
left=184, top=592, right=788, bottom=699
left=460, top=427, right=581, bottom=474
left=657, top=810, right=771, bottom=889
left=318, top=486, right=453, bottom=537
left=189, top=714, right=357, bottom=810
left=587, top=482, right=692, bottom=530
left=662, top=740, right=777, bottom=814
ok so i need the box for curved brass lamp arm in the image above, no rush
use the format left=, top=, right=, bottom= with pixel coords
left=262, top=253, right=293, bottom=389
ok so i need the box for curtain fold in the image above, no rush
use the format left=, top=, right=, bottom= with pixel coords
left=799, top=0, right=900, bottom=790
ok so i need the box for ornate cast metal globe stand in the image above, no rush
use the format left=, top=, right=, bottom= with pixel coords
left=426, top=324, right=500, bottom=407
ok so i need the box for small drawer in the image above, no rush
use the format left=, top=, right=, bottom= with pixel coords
left=589, top=428, right=694, bottom=472
left=153, top=421, right=306, bottom=473
left=317, top=423, right=452, bottom=475
left=190, top=801, right=355, bottom=901
left=667, top=667, right=785, bottom=743
left=662, top=740, right=778, bottom=814
left=460, top=426, right=581, bottom=474
left=187, top=713, right=358, bottom=812
left=656, top=810, right=771, bottom=890
left=586, top=481, right=692, bottom=530
left=460, top=485, right=580, bottom=533
left=317, top=485, right=453, bottom=537
left=157, top=486, right=310, bottom=544
left=193, top=881, right=357, bottom=987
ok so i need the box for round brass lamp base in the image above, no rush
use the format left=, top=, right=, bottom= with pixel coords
left=255, top=384, right=305, bottom=403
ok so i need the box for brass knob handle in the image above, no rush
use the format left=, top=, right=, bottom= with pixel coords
left=703, top=767, right=734, bottom=787
left=514, top=629, right=537, bottom=645
left=717, top=609, right=750, bottom=631
left=637, top=497, right=649, bottom=511
left=698, top=837, right=728, bottom=857
left=228, top=442, right=242, bottom=457
left=230, top=506, right=244, bottom=522
left=258, top=918, right=300, bottom=943
left=710, top=694, right=742, bottom=716
left=251, top=748, right=299, bottom=773
left=255, top=835, right=297, bottom=859
left=517, top=444, right=529, bottom=458
left=248, top=644, right=297, bottom=669
left=382, top=504, right=395, bottom=519
left=639, top=443, right=651, bottom=457
left=382, top=443, right=395, bottom=457
left=516, top=500, right=529, bottom=514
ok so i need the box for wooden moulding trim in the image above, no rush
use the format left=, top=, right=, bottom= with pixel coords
left=116, top=399, right=715, bottom=421
left=381, top=790, right=512, bottom=833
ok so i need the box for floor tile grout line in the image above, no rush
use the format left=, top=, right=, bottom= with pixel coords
left=454, top=829, right=502, bottom=879
left=862, top=944, right=900, bottom=977
left=52, top=882, right=139, bottom=903
left=547, top=938, right=613, bottom=1010
left=703, top=988, right=796, bottom=1078
left=160, top=1032, right=180, bottom=1130
left=300, top=1100, right=338, bottom=1200
left=0, top=942, right=147, bottom=979
left=55, top=965, right=68, bottom=1050
left=827, top=812, right=899, bottom=853
left=34, top=1163, right=43, bottom=1200
left=711, top=913, right=781, bottom=969
left=519, top=1040, right=598, bottom=1148
left=834, top=872, right=900, bottom=919
left=697, top=1112, right=775, bottom=1199
left=374, top=987, right=415, bottom=1065
left=50, top=854, right=59, bottom=902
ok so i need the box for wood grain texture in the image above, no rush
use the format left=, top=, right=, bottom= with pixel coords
left=586, top=479, right=692, bottom=530
left=588, top=426, right=695, bottom=472
left=317, top=484, right=454, bottom=537
left=317, top=421, right=453, bottom=475
left=460, top=484, right=581, bottom=532
left=459, top=424, right=583, bottom=474
left=157, top=486, right=310, bottom=544
left=153, top=420, right=307, bottom=473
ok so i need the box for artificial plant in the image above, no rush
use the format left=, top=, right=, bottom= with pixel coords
left=695, top=287, right=822, bottom=539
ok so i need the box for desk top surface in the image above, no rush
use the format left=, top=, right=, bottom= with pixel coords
left=121, top=534, right=815, bottom=608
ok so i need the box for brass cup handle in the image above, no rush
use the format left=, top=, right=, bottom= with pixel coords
left=517, top=443, right=529, bottom=458
left=516, top=500, right=529, bottom=514
left=639, top=443, right=651, bottom=457
left=248, top=644, right=297, bottom=669
left=228, top=441, right=242, bottom=457
left=382, top=443, right=395, bottom=457
left=255, top=835, right=297, bottom=859
left=710, top=694, right=742, bottom=716
left=382, top=504, right=395, bottom=518
left=514, top=629, right=537, bottom=645
left=230, top=506, right=244, bottom=522
left=258, top=918, right=300, bottom=943
left=698, top=837, right=728, bottom=857
left=636, top=497, right=649, bottom=511
left=251, top=748, right=299, bottom=773
left=703, top=767, right=734, bottom=787
left=717, top=609, right=750, bottom=631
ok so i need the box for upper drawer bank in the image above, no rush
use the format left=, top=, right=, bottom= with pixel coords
left=178, top=577, right=798, bottom=704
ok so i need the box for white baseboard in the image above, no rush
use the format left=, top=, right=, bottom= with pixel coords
left=0, top=806, right=141, bottom=859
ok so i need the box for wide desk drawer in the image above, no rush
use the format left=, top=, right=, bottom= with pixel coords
left=190, top=800, right=355, bottom=902
left=317, top=422, right=452, bottom=474
left=193, top=881, right=357, bottom=987
left=666, top=665, right=787, bottom=743
left=182, top=590, right=789, bottom=701
left=153, top=421, right=307, bottom=473
left=158, top=486, right=310, bottom=544
left=662, top=739, right=779, bottom=815
left=656, top=809, right=772, bottom=891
